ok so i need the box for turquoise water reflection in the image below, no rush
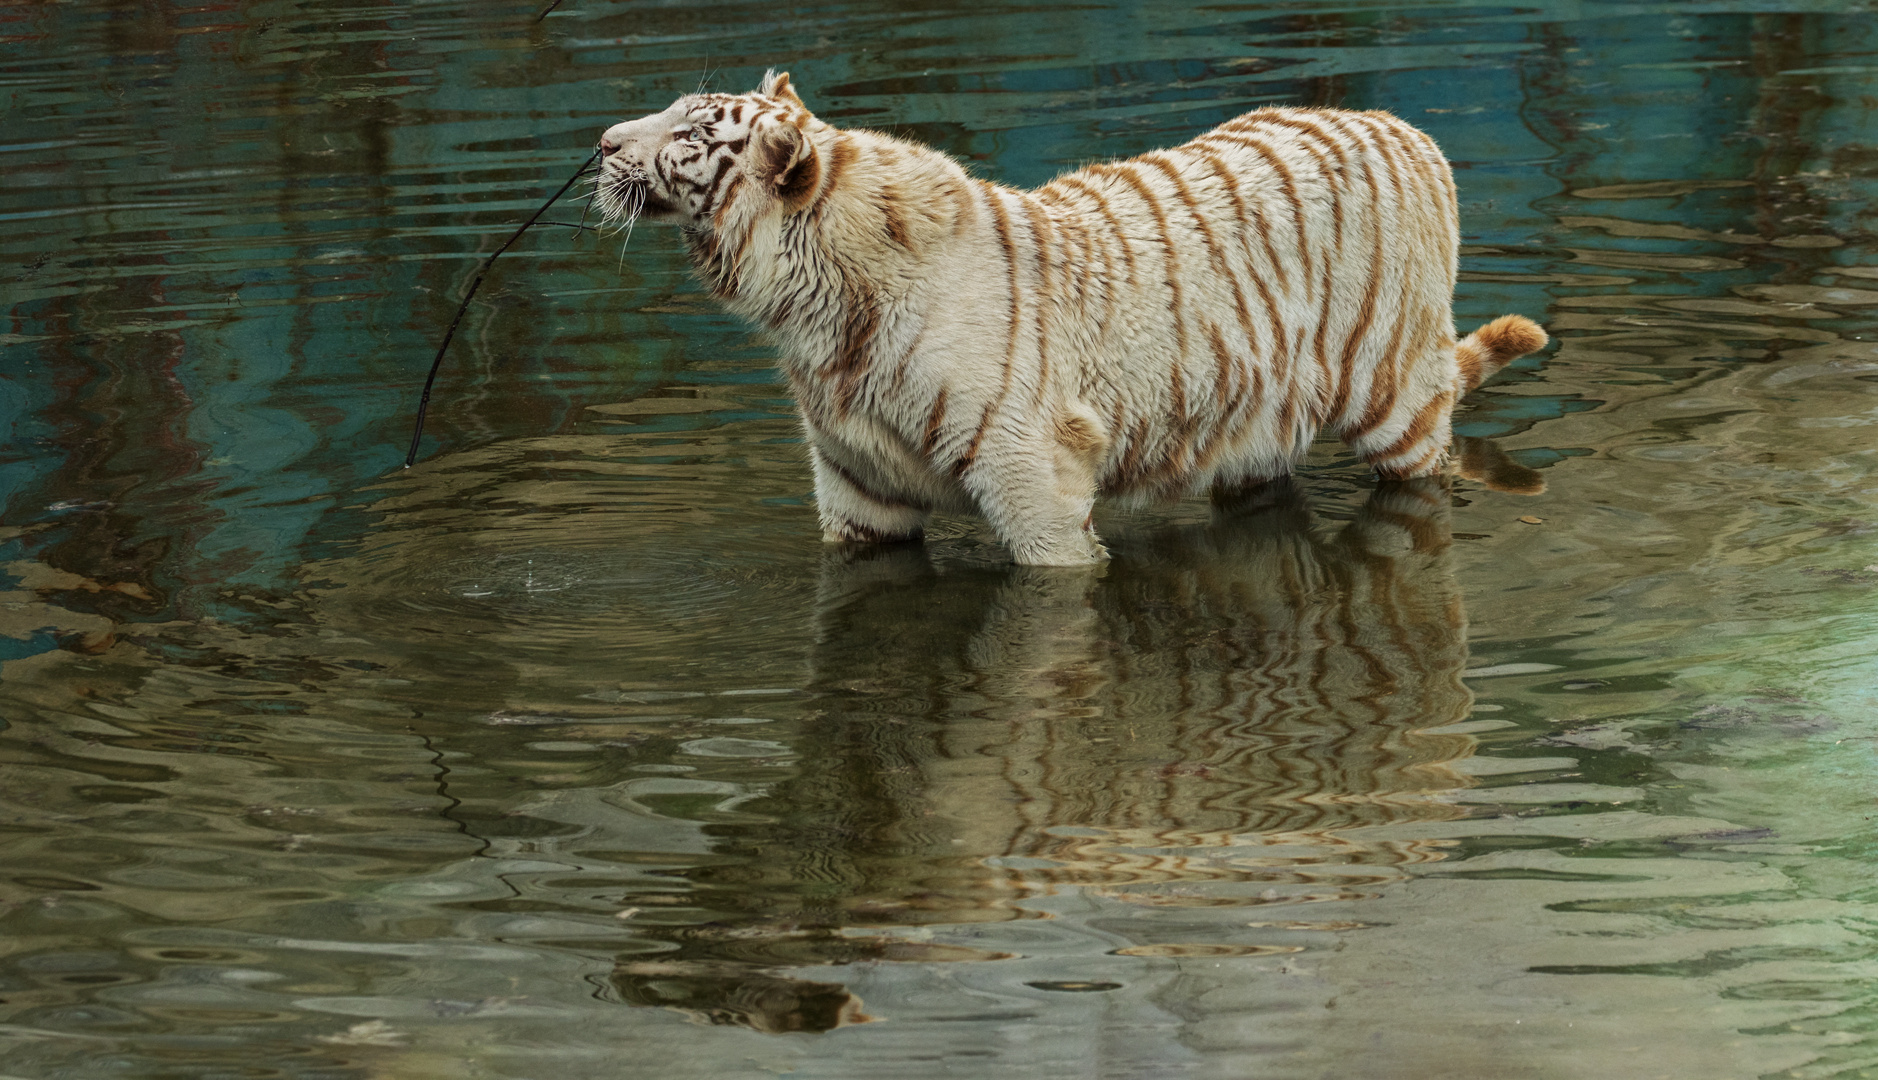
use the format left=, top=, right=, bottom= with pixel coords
left=5, top=2, right=1878, bottom=1077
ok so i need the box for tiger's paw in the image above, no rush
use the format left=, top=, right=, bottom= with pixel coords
left=822, top=520, right=923, bottom=546
left=1009, top=526, right=1109, bottom=567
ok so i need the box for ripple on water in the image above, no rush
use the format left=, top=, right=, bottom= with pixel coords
left=10, top=2, right=1878, bottom=1076
left=307, top=515, right=818, bottom=667
left=1110, top=943, right=1305, bottom=958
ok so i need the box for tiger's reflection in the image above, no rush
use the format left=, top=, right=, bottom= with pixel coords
left=615, top=476, right=1481, bottom=1031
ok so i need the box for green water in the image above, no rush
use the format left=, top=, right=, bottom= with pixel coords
left=5, top=2, right=1878, bottom=1077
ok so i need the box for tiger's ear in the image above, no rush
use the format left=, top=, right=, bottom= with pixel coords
left=759, top=69, right=807, bottom=111
left=759, top=123, right=820, bottom=210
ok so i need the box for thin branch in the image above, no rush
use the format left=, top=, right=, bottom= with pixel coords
left=404, top=148, right=602, bottom=468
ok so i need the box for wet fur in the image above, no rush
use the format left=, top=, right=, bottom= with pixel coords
left=597, top=72, right=1546, bottom=564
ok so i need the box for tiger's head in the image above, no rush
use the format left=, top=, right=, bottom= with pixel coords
left=594, top=70, right=822, bottom=233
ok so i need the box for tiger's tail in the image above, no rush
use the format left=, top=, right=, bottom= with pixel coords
left=1455, top=315, right=1548, bottom=392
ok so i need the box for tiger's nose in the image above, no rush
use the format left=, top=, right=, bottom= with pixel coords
left=601, top=138, right=619, bottom=155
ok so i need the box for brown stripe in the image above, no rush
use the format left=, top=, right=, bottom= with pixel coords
left=1363, top=116, right=1410, bottom=203
left=1141, top=153, right=1218, bottom=250
left=881, top=186, right=912, bottom=248
left=787, top=370, right=831, bottom=432
left=1300, top=113, right=1380, bottom=423
left=1379, top=123, right=1440, bottom=203
left=1050, top=174, right=1138, bottom=284
left=1344, top=287, right=1416, bottom=441
left=1276, top=383, right=1298, bottom=453
left=1257, top=123, right=1343, bottom=255
left=1108, top=416, right=1154, bottom=492
left=705, top=202, right=755, bottom=297
left=831, top=284, right=881, bottom=417
left=1150, top=349, right=1207, bottom=488
left=1246, top=262, right=1289, bottom=390
left=710, top=175, right=744, bottom=228
left=1093, top=161, right=1188, bottom=358
left=1379, top=121, right=1452, bottom=253
left=766, top=293, right=791, bottom=327
left=1108, top=394, right=1127, bottom=449
left=1021, top=197, right=1056, bottom=404
left=1378, top=442, right=1445, bottom=481
left=1376, top=392, right=1451, bottom=462
left=1344, top=119, right=1427, bottom=418
left=1209, top=128, right=1311, bottom=289
left=825, top=456, right=927, bottom=512
left=722, top=198, right=757, bottom=266
left=1251, top=112, right=1351, bottom=172
left=950, top=183, right=1025, bottom=481
left=1207, top=323, right=1236, bottom=412
left=980, top=181, right=1023, bottom=401
left=1169, top=350, right=1187, bottom=426
left=1319, top=111, right=1383, bottom=238
left=1063, top=214, right=1115, bottom=329
left=1243, top=345, right=1267, bottom=448
left=1331, top=207, right=1386, bottom=425
left=1184, top=404, right=1234, bottom=480
left=684, top=228, right=737, bottom=299
left=955, top=402, right=994, bottom=478
left=1149, top=150, right=1264, bottom=376
left=1310, top=263, right=1337, bottom=421
left=687, top=152, right=734, bottom=205
left=887, top=321, right=928, bottom=395
left=1141, top=154, right=1246, bottom=368
left=1145, top=383, right=1208, bottom=494
left=920, top=387, right=948, bottom=459
left=810, top=135, right=856, bottom=218
left=1239, top=115, right=1344, bottom=257
left=1346, top=116, right=1410, bottom=276
left=1192, top=144, right=1290, bottom=296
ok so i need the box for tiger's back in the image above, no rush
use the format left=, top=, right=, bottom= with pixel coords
left=1031, top=107, right=1463, bottom=495
left=596, top=75, right=1546, bottom=565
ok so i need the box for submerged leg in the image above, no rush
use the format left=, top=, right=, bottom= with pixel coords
left=1347, top=388, right=1456, bottom=480
left=810, top=444, right=930, bottom=544
left=962, top=424, right=1106, bottom=567
left=1210, top=474, right=1303, bottom=519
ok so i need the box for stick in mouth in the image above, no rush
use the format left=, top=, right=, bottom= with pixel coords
left=403, top=147, right=603, bottom=469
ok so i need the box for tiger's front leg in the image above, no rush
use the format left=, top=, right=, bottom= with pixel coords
left=962, top=423, right=1108, bottom=567
left=809, top=443, right=930, bottom=545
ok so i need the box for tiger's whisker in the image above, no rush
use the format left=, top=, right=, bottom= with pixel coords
left=575, top=190, right=594, bottom=243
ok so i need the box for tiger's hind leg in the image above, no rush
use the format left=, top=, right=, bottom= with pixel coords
left=1346, top=314, right=1548, bottom=479
left=810, top=444, right=930, bottom=545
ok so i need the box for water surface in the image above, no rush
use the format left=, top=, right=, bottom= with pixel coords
left=5, top=2, right=1878, bottom=1077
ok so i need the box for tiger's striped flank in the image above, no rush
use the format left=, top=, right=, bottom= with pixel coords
left=597, top=71, right=1547, bottom=565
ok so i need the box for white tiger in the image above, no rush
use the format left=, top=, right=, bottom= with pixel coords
left=596, top=71, right=1546, bottom=565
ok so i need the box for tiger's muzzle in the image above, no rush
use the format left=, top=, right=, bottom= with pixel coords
left=592, top=162, right=674, bottom=225
left=595, top=107, right=688, bottom=226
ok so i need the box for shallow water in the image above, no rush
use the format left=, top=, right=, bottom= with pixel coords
left=5, top=1, right=1878, bottom=1077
